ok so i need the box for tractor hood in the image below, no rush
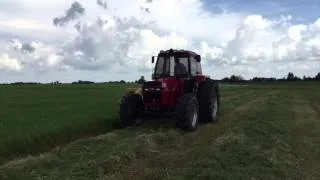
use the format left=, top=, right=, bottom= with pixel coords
left=143, top=77, right=178, bottom=90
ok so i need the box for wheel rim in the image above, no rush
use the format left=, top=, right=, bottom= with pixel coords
left=191, top=108, right=198, bottom=127
left=212, top=97, right=218, bottom=118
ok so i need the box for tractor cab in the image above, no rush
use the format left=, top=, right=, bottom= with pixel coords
left=140, top=49, right=208, bottom=110
left=151, top=49, right=202, bottom=80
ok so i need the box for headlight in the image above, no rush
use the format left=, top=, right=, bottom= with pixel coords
left=162, top=82, right=167, bottom=89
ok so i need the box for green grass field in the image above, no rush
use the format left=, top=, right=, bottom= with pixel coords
left=0, top=82, right=319, bottom=179
left=0, top=83, right=138, bottom=164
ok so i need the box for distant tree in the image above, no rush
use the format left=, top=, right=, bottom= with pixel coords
left=11, top=82, right=40, bottom=85
left=137, top=76, right=145, bottom=84
left=72, top=80, right=94, bottom=84
left=230, top=75, right=244, bottom=82
left=286, top=72, right=301, bottom=81
left=315, top=72, right=320, bottom=80
left=221, top=77, right=230, bottom=82
left=251, top=77, right=277, bottom=82
left=218, top=71, right=320, bottom=83
left=287, top=72, right=295, bottom=81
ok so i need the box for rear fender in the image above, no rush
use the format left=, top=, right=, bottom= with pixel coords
left=194, top=75, right=207, bottom=82
left=182, top=79, right=197, bottom=94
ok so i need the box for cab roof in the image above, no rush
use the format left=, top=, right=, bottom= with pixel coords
left=158, top=49, right=200, bottom=57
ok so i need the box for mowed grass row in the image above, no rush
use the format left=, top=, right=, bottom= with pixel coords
left=0, top=83, right=139, bottom=164
left=1, top=82, right=319, bottom=179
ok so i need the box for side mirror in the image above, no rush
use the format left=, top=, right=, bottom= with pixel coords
left=152, top=56, right=155, bottom=63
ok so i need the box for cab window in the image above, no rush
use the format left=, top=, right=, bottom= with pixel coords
left=196, top=61, right=202, bottom=74
left=190, top=56, right=198, bottom=75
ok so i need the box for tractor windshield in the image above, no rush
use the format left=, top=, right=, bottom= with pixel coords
left=174, top=57, right=188, bottom=75
left=153, top=55, right=190, bottom=78
left=154, top=56, right=170, bottom=77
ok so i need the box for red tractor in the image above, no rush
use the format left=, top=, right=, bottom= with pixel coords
left=119, top=49, right=220, bottom=131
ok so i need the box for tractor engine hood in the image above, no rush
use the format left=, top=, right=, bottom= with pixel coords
left=142, top=81, right=162, bottom=91
left=143, top=77, right=177, bottom=91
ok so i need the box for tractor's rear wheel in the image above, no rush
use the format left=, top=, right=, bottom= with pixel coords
left=175, top=93, right=199, bottom=131
left=119, top=93, right=144, bottom=128
left=199, top=79, right=220, bottom=123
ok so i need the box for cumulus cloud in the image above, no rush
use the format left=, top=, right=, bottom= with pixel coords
left=0, top=53, right=22, bottom=71
left=7, top=39, right=64, bottom=71
left=55, top=10, right=320, bottom=74
left=140, top=6, right=150, bottom=13
left=9, top=39, right=36, bottom=54
left=57, top=15, right=193, bottom=71
left=60, top=16, right=153, bottom=70
left=200, top=15, right=320, bottom=66
left=96, top=0, right=108, bottom=9
left=53, top=1, right=85, bottom=26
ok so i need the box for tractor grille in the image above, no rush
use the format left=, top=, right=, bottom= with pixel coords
left=143, top=90, right=162, bottom=103
left=143, top=81, right=162, bottom=87
left=143, top=81, right=162, bottom=103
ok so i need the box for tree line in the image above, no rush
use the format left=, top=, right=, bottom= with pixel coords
left=2, top=72, right=319, bottom=85
left=219, top=72, right=320, bottom=83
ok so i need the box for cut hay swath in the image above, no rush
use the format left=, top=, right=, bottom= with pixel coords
left=117, top=87, right=142, bottom=103
left=125, top=87, right=142, bottom=95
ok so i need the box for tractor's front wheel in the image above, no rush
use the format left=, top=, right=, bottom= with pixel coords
left=119, top=93, right=144, bottom=128
left=175, top=93, right=199, bottom=132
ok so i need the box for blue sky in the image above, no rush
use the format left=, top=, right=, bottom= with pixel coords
left=203, top=0, right=319, bottom=23
left=0, top=0, right=319, bottom=83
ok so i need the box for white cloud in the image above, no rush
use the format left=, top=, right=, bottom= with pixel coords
left=59, top=15, right=192, bottom=72
left=0, top=52, right=22, bottom=71
left=53, top=1, right=320, bottom=74
left=0, top=0, right=319, bottom=82
left=0, top=20, right=44, bottom=30
left=196, top=15, right=320, bottom=66
left=6, top=39, right=64, bottom=71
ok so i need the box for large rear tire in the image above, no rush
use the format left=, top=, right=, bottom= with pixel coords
left=119, top=93, right=144, bottom=128
left=199, top=79, right=220, bottom=123
left=175, top=93, right=199, bottom=131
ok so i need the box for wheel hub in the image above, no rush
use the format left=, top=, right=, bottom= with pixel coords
left=212, top=97, right=218, bottom=118
left=191, top=109, right=198, bottom=127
